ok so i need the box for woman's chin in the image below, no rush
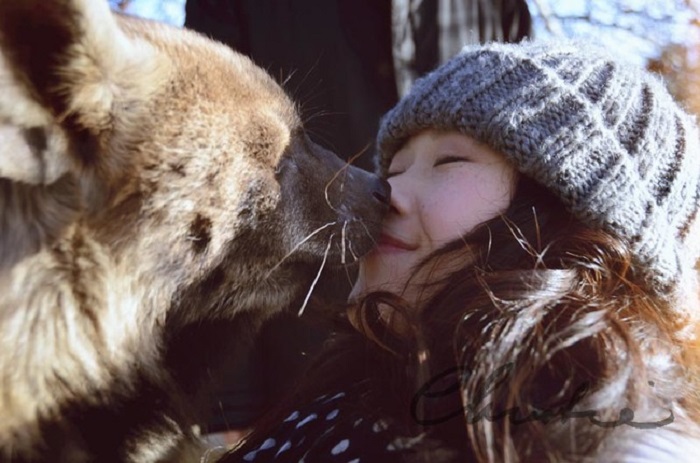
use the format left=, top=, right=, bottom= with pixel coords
left=352, top=256, right=412, bottom=294
left=349, top=275, right=401, bottom=302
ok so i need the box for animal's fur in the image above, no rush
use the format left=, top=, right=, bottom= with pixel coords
left=0, top=1, right=389, bottom=461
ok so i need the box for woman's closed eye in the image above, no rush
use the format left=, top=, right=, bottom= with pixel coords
left=434, top=155, right=470, bottom=167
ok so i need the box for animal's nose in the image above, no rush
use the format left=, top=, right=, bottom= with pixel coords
left=372, top=178, right=391, bottom=207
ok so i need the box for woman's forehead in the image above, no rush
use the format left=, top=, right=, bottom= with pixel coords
left=392, top=129, right=509, bottom=162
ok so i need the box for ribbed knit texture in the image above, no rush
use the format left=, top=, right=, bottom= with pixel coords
left=377, top=40, right=700, bottom=307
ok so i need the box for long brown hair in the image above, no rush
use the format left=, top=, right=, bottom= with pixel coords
left=228, top=176, right=700, bottom=462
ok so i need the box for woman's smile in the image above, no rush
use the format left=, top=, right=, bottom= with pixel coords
left=376, top=232, right=419, bottom=253
left=351, top=129, right=517, bottom=301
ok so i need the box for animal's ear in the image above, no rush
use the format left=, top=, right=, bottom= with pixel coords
left=0, top=52, right=73, bottom=185
left=0, top=0, right=167, bottom=185
left=0, top=0, right=168, bottom=266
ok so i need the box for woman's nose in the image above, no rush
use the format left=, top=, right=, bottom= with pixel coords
left=387, top=175, right=412, bottom=216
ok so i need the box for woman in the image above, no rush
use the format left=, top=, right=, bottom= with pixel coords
left=220, top=40, right=700, bottom=462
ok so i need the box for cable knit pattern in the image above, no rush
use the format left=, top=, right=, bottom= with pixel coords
left=377, top=40, right=700, bottom=308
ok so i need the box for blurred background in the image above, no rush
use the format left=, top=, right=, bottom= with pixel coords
left=110, top=0, right=700, bottom=115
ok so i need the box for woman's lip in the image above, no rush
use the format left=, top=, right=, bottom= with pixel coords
left=377, top=233, right=417, bottom=251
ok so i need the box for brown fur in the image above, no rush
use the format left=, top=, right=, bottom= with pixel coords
left=0, top=1, right=388, bottom=461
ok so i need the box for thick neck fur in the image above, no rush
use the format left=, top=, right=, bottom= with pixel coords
left=0, top=225, right=166, bottom=429
left=0, top=210, right=308, bottom=462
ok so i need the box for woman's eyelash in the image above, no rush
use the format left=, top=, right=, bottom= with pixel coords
left=434, top=155, right=469, bottom=166
left=387, top=154, right=470, bottom=177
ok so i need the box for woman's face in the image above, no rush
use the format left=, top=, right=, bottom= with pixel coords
left=351, top=130, right=517, bottom=301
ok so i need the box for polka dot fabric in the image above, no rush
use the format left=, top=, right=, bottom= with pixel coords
left=239, top=391, right=405, bottom=462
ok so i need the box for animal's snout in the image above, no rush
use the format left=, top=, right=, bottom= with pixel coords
left=351, top=166, right=391, bottom=210
left=372, top=178, right=391, bottom=207
left=277, top=135, right=392, bottom=264
left=344, top=165, right=391, bottom=214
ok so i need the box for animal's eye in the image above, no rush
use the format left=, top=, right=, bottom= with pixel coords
left=275, top=156, right=296, bottom=176
left=434, top=155, right=470, bottom=167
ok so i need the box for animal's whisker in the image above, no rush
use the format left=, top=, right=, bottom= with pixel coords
left=343, top=258, right=355, bottom=287
left=341, top=220, right=348, bottom=265
left=323, top=175, right=341, bottom=213
left=304, top=128, right=336, bottom=150
left=347, top=235, right=359, bottom=262
left=303, top=109, right=345, bottom=125
left=266, top=221, right=335, bottom=278
left=347, top=145, right=369, bottom=166
left=357, top=219, right=378, bottom=247
left=323, top=144, right=371, bottom=212
left=298, top=233, right=334, bottom=317
left=280, top=68, right=298, bottom=90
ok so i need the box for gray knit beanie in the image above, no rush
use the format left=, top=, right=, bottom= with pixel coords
left=377, top=40, right=700, bottom=306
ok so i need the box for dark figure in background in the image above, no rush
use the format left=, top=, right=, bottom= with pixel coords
left=181, top=0, right=531, bottom=442
left=185, top=0, right=531, bottom=169
left=186, top=0, right=395, bottom=172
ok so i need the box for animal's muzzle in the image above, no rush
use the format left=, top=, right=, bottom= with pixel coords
left=277, top=133, right=392, bottom=262
left=372, top=177, right=391, bottom=208
left=353, top=166, right=391, bottom=211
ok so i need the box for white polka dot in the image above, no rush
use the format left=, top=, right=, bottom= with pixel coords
left=259, top=438, right=276, bottom=450
left=322, top=392, right=346, bottom=403
left=353, top=418, right=363, bottom=427
left=326, top=409, right=339, bottom=420
left=243, top=450, right=257, bottom=461
left=283, top=410, right=300, bottom=422
left=331, top=439, right=349, bottom=455
left=296, top=413, right=318, bottom=429
left=349, top=459, right=360, bottom=463
left=275, top=440, right=292, bottom=456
